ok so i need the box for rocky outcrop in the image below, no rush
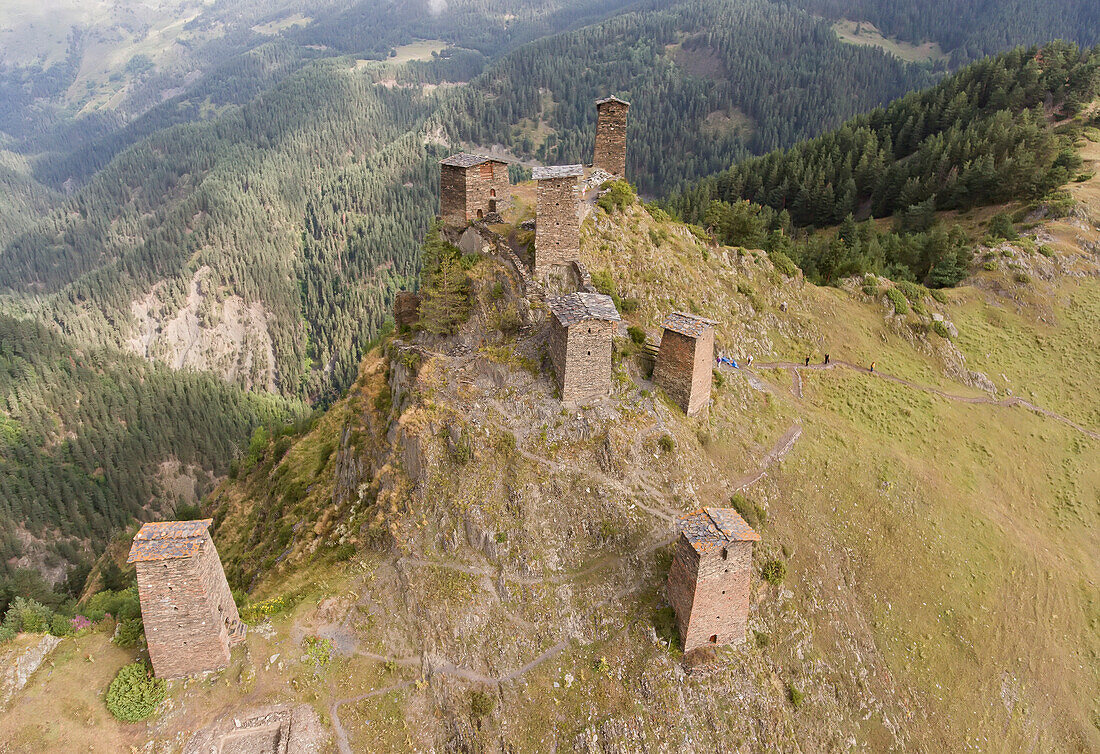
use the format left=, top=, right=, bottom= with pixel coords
left=0, top=635, right=61, bottom=709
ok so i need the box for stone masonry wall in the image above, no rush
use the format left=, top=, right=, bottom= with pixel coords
left=465, top=161, right=510, bottom=220
left=137, top=537, right=234, bottom=679
left=535, top=176, right=580, bottom=274
left=440, top=164, right=467, bottom=227
left=653, top=327, right=714, bottom=416
left=197, top=542, right=241, bottom=643
left=549, top=317, right=615, bottom=403
left=668, top=537, right=753, bottom=652
left=666, top=534, right=700, bottom=642
left=594, top=102, right=628, bottom=177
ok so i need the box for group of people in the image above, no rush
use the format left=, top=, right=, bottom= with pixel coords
left=718, top=350, right=877, bottom=374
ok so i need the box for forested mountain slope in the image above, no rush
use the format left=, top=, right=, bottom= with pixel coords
left=790, top=0, right=1100, bottom=64
left=5, top=131, right=1096, bottom=750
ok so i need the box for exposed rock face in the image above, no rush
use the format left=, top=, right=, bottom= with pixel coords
left=393, top=291, right=422, bottom=329
left=0, top=635, right=61, bottom=709
left=127, top=265, right=277, bottom=392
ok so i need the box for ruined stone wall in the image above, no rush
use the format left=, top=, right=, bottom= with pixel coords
left=440, top=164, right=468, bottom=227
left=668, top=537, right=753, bottom=652
left=550, top=317, right=615, bottom=403
left=535, top=176, right=580, bottom=274
left=137, top=547, right=232, bottom=678
left=594, top=102, right=628, bottom=176
left=653, top=328, right=713, bottom=416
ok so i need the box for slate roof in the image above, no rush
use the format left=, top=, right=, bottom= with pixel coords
left=679, top=507, right=760, bottom=554
left=127, top=519, right=213, bottom=563
left=595, top=95, right=631, bottom=107
left=662, top=311, right=717, bottom=339
left=440, top=152, right=503, bottom=168
left=549, top=292, right=621, bottom=327
left=532, top=165, right=584, bottom=180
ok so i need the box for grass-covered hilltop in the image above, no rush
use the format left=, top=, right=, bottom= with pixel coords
left=1, top=44, right=1098, bottom=748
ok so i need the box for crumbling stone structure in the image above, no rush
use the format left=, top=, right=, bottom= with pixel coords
left=548, top=292, right=621, bottom=404
left=667, top=507, right=760, bottom=652
left=593, top=96, right=630, bottom=177
left=654, top=311, right=716, bottom=416
left=533, top=165, right=583, bottom=275
left=127, top=519, right=245, bottom=679
left=439, top=153, right=510, bottom=227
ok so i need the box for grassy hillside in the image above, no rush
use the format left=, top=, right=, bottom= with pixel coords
left=4, top=134, right=1096, bottom=750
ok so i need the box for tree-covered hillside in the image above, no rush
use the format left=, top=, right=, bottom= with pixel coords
left=791, top=0, right=1100, bottom=64
left=670, top=42, right=1100, bottom=284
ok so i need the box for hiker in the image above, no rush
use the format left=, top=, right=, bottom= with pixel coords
left=804, top=356, right=810, bottom=366
left=824, top=354, right=830, bottom=365
left=747, top=355, right=754, bottom=367
left=870, top=361, right=876, bottom=373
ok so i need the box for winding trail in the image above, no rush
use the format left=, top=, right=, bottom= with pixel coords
left=741, top=360, right=1099, bottom=441
left=326, top=411, right=799, bottom=751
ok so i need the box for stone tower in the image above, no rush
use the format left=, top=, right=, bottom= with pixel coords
left=439, top=153, right=510, bottom=227
left=653, top=311, right=716, bottom=416
left=548, top=292, right=621, bottom=404
left=593, top=96, right=630, bottom=177
left=667, top=507, right=760, bottom=652
left=532, top=165, right=583, bottom=275
left=127, top=519, right=245, bottom=679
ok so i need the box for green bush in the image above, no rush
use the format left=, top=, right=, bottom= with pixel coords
left=761, top=559, right=787, bottom=585
left=753, top=630, right=770, bottom=648
left=929, top=288, right=949, bottom=304
left=304, top=636, right=334, bottom=667
left=988, top=212, right=1018, bottom=241
left=895, top=281, right=925, bottom=302
left=3, top=597, right=53, bottom=634
left=729, top=493, right=766, bottom=531
left=114, top=617, right=144, bottom=648
left=768, top=250, right=799, bottom=278
left=787, top=682, right=805, bottom=709
left=50, top=613, right=72, bottom=637
left=597, top=180, right=635, bottom=214
left=885, top=288, right=909, bottom=315
left=627, top=325, right=646, bottom=345
left=105, top=662, right=166, bottom=722
left=931, top=320, right=952, bottom=339
left=658, top=435, right=675, bottom=453
left=470, top=690, right=495, bottom=718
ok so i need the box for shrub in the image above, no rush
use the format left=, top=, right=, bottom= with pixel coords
left=753, top=630, right=770, bottom=648
left=768, top=250, right=799, bottom=278
left=761, top=559, right=787, bottom=585
left=929, top=288, right=949, bottom=304
left=729, top=493, right=766, bottom=531
left=988, top=212, right=1018, bottom=241
left=787, top=682, right=805, bottom=709
left=70, top=615, right=93, bottom=634
left=593, top=656, right=610, bottom=674
left=470, top=690, right=495, bottom=718
left=653, top=605, right=680, bottom=652
left=895, top=281, right=924, bottom=302
left=885, top=288, right=909, bottom=315
left=627, top=325, right=646, bottom=345
left=105, top=662, right=166, bottom=722
left=658, top=435, right=675, bottom=453
left=597, top=180, right=634, bottom=214
left=931, top=321, right=952, bottom=339
left=304, top=636, right=334, bottom=667
left=115, top=617, right=144, bottom=648
left=3, top=597, right=53, bottom=634
left=49, top=613, right=72, bottom=637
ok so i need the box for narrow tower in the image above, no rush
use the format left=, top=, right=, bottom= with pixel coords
left=653, top=311, right=716, bottom=416
left=532, top=165, right=583, bottom=275
left=439, top=153, right=510, bottom=227
left=127, top=519, right=245, bottom=679
left=667, top=507, right=760, bottom=652
left=548, top=292, right=621, bottom=404
left=593, top=96, right=630, bottom=177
